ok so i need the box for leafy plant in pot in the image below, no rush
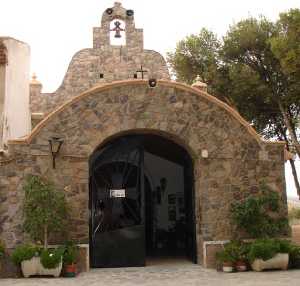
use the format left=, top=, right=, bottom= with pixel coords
left=235, top=242, right=249, bottom=272
left=247, top=239, right=290, bottom=271
left=216, top=242, right=238, bottom=272
left=15, top=175, right=68, bottom=277
left=63, top=241, right=78, bottom=277
left=11, top=244, right=40, bottom=265
left=11, top=244, right=65, bottom=277
left=216, top=241, right=249, bottom=272
left=216, top=251, right=234, bottom=272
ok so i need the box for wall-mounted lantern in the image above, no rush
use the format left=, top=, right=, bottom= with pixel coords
left=148, top=79, right=157, bottom=88
left=48, top=137, right=64, bottom=169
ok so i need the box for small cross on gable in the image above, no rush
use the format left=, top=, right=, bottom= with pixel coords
left=136, top=65, right=148, bottom=79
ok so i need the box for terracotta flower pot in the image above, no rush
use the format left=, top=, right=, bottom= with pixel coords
left=64, top=263, right=77, bottom=277
left=222, top=261, right=234, bottom=273
left=236, top=260, right=247, bottom=272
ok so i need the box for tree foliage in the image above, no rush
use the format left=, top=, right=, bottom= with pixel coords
left=167, top=28, right=220, bottom=85
left=23, top=175, right=67, bottom=249
left=271, top=9, right=300, bottom=80
left=167, top=9, right=300, bottom=196
left=167, top=10, right=300, bottom=144
left=222, top=14, right=300, bottom=156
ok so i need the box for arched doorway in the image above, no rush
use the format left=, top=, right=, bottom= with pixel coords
left=89, top=133, right=196, bottom=267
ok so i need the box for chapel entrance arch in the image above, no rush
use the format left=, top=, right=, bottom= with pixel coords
left=89, top=132, right=196, bottom=268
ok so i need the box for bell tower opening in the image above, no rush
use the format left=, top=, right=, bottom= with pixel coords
left=110, top=19, right=126, bottom=46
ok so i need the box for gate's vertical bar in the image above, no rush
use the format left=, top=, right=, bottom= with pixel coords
left=140, top=146, right=145, bottom=224
left=139, top=145, right=146, bottom=265
left=184, top=154, right=197, bottom=264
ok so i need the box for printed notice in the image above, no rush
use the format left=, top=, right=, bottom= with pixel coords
left=110, top=189, right=126, bottom=198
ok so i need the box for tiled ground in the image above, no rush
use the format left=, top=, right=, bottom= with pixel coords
left=1, top=260, right=300, bottom=286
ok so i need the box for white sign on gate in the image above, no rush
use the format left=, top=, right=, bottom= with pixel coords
left=110, top=189, right=126, bottom=198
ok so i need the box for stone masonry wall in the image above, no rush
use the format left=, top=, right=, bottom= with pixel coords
left=1, top=80, right=287, bottom=265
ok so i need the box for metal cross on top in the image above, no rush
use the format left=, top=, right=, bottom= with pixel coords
left=136, top=65, right=148, bottom=79
left=110, top=21, right=125, bottom=38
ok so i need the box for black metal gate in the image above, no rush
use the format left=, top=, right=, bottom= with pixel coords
left=89, top=134, right=197, bottom=267
left=89, top=137, right=146, bottom=267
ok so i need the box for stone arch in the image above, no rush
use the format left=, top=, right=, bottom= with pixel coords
left=9, top=79, right=273, bottom=148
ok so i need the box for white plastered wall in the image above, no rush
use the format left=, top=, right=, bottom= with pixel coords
left=0, top=37, right=31, bottom=148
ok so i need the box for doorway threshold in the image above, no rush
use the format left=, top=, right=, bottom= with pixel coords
left=146, top=256, right=193, bottom=266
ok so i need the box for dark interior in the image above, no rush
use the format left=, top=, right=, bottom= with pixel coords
left=89, top=134, right=196, bottom=267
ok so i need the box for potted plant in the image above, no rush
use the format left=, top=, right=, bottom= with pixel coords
left=248, top=239, right=290, bottom=271
left=216, top=242, right=239, bottom=272
left=63, top=241, right=78, bottom=277
left=11, top=244, right=40, bottom=277
left=235, top=242, right=249, bottom=272
left=40, top=247, right=65, bottom=276
left=216, top=251, right=235, bottom=272
left=11, top=244, right=65, bottom=277
left=12, top=175, right=68, bottom=277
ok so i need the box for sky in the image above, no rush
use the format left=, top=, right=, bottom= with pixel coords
left=1, top=0, right=299, bottom=198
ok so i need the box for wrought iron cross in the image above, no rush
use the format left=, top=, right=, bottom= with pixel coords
left=110, top=21, right=125, bottom=38
left=136, top=65, right=148, bottom=79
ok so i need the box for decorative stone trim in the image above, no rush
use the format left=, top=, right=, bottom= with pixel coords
left=80, top=244, right=90, bottom=272
left=31, top=113, right=45, bottom=120
left=8, top=80, right=285, bottom=146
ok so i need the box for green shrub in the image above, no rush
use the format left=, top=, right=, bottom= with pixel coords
left=0, top=240, right=5, bottom=259
left=216, top=249, right=236, bottom=263
left=40, top=247, right=64, bottom=269
left=231, top=183, right=289, bottom=238
left=247, top=239, right=291, bottom=263
left=277, top=239, right=291, bottom=253
left=23, top=175, right=68, bottom=249
left=63, top=241, right=78, bottom=265
left=11, top=244, right=40, bottom=265
left=216, top=241, right=245, bottom=263
left=288, top=244, right=300, bottom=269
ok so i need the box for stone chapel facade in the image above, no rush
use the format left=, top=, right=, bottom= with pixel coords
left=0, top=2, right=288, bottom=270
